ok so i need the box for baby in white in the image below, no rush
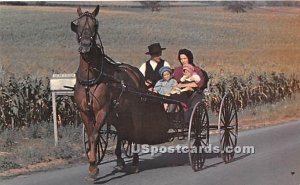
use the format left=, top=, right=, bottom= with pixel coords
left=171, top=63, right=201, bottom=94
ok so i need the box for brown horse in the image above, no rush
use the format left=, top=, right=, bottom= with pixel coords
left=71, top=6, right=170, bottom=179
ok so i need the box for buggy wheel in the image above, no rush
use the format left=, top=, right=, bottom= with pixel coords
left=188, top=102, right=209, bottom=171
left=218, top=93, right=238, bottom=163
left=83, top=123, right=109, bottom=165
left=121, top=140, right=134, bottom=158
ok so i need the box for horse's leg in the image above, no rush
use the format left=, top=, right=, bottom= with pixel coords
left=131, top=108, right=143, bottom=144
left=131, top=144, right=139, bottom=173
left=81, top=107, right=108, bottom=179
left=129, top=108, right=142, bottom=173
left=114, top=138, right=125, bottom=171
left=80, top=112, right=99, bottom=179
left=87, top=108, right=110, bottom=178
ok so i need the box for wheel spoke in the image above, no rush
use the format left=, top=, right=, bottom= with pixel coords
left=225, top=103, right=232, bottom=123
left=99, top=142, right=105, bottom=154
left=201, top=111, right=206, bottom=125
left=229, top=130, right=237, bottom=139
left=97, top=144, right=101, bottom=164
left=99, top=136, right=106, bottom=153
left=225, top=99, right=230, bottom=115
left=228, top=133, right=234, bottom=147
left=227, top=104, right=233, bottom=122
left=222, top=108, right=226, bottom=122
left=228, top=113, right=236, bottom=125
left=223, top=131, right=229, bottom=149
left=220, top=131, right=225, bottom=142
left=229, top=102, right=233, bottom=116
left=201, top=139, right=208, bottom=146
left=221, top=117, right=225, bottom=125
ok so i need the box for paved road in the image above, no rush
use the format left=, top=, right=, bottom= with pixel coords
left=2, top=120, right=300, bottom=185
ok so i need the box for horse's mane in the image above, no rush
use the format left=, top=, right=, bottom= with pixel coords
left=117, top=63, right=145, bottom=89
left=102, top=53, right=145, bottom=90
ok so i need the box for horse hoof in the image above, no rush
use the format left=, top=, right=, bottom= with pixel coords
left=85, top=176, right=96, bottom=182
left=114, top=158, right=125, bottom=171
left=114, top=165, right=124, bottom=171
left=88, top=168, right=99, bottom=179
left=130, top=165, right=139, bottom=173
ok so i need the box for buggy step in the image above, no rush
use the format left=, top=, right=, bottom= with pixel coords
left=209, top=125, right=235, bottom=130
left=209, top=125, right=218, bottom=130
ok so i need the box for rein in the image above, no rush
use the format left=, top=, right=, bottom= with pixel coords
left=76, top=51, right=121, bottom=86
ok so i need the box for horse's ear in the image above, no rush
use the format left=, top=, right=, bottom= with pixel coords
left=77, top=6, right=83, bottom=16
left=92, top=5, right=100, bottom=17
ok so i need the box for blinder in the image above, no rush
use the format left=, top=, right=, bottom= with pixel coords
left=71, top=20, right=78, bottom=32
left=70, top=13, right=99, bottom=35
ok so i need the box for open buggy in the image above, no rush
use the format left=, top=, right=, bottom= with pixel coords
left=82, top=82, right=238, bottom=172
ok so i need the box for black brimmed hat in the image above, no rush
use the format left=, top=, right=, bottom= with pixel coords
left=145, top=43, right=166, bottom=55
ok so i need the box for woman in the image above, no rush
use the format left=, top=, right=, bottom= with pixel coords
left=173, top=49, right=206, bottom=91
left=170, top=49, right=207, bottom=119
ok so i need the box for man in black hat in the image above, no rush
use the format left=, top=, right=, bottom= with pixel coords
left=139, top=43, right=170, bottom=91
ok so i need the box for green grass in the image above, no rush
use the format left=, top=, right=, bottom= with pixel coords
left=238, top=93, right=300, bottom=129
left=0, top=123, right=83, bottom=173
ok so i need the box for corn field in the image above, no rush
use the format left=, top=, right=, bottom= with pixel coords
left=0, top=73, right=299, bottom=130
left=207, top=72, right=300, bottom=113
left=0, top=75, right=78, bottom=130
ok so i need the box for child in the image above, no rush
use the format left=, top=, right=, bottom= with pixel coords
left=153, top=66, right=178, bottom=96
left=171, top=63, right=201, bottom=94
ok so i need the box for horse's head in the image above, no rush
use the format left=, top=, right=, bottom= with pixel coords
left=71, top=5, right=100, bottom=54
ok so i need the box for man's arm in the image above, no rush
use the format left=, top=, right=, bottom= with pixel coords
left=139, top=63, right=146, bottom=76
left=164, top=61, right=171, bottom=67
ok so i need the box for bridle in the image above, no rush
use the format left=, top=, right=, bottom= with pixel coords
left=71, top=11, right=108, bottom=84
left=71, top=12, right=102, bottom=54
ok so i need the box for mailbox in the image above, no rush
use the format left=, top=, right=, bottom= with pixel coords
left=50, top=74, right=76, bottom=146
left=50, top=73, right=76, bottom=91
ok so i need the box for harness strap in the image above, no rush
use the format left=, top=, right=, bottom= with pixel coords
left=85, top=62, right=92, bottom=112
left=112, top=80, right=126, bottom=109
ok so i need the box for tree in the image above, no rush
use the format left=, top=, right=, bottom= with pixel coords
left=224, top=1, right=254, bottom=13
left=139, top=1, right=168, bottom=12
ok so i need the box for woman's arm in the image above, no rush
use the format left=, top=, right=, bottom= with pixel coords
left=194, top=67, right=206, bottom=89
left=180, top=75, right=187, bottom=82
left=173, top=67, right=183, bottom=82
left=176, top=82, right=198, bottom=89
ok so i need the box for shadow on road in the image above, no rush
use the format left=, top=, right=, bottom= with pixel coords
left=94, top=152, right=251, bottom=184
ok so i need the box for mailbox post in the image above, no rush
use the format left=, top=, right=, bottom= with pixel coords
left=50, top=74, right=76, bottom=146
